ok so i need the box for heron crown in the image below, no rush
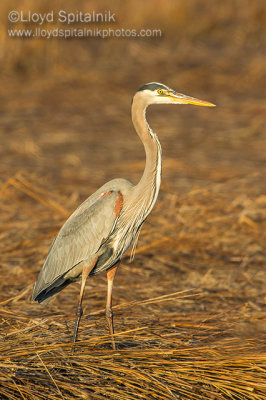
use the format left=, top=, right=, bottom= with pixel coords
left=137, top=82, right=171, bottom=93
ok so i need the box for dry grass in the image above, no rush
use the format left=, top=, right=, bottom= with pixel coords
left=0, top=171, right=265, bottom=399
left=0, top=0, right=266, bottom=399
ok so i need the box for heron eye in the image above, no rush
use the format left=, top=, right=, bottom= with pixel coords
left=157, top=89, right=164, bottom=95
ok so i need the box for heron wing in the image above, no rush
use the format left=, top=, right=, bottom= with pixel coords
left=32, top=190, right=121, bottom=300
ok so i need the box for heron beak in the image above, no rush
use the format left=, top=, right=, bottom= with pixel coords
left=168, top=91, right=216, bottom=107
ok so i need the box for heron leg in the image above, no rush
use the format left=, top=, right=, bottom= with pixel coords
left=106, top=265, right=118, bottom=350
left=72, top=258, right=97, bottom=349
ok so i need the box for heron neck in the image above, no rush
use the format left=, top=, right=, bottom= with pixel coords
left=131, top=98, right=162, bottom=200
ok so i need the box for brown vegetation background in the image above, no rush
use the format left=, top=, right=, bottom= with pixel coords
left=0, top=1, right=265, bottom=399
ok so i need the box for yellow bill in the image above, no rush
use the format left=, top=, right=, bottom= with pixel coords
left=167, top=91, right=216, bottom=107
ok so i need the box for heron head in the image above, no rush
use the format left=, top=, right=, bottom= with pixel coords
left=136, top=82, right=215, bottom=107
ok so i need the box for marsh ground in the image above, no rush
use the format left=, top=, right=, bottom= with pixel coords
left=0, top=1, right=265, bottom=399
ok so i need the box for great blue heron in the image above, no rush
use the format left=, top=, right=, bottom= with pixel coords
left=32, top=82, right=215, bottom=349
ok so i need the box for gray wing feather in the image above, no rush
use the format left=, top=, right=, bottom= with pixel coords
left=33, top=191, right=120, bottom=299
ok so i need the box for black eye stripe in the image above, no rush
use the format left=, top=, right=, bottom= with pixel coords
left=137, top=83, right=170, bottom=92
